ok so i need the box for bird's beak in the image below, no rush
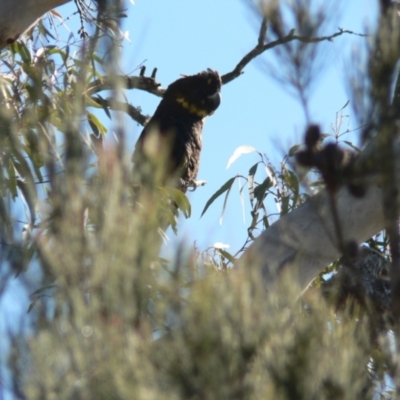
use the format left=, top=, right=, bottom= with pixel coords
left=208, top=91, right=221, bottom=109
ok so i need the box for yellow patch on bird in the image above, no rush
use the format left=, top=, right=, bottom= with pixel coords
left=176, top=97, right=208, bottom=118
left=176, top=97, right=188, bottom=107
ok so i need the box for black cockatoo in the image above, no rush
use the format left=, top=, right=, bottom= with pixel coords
left=132, top=69, right=222, bottom=193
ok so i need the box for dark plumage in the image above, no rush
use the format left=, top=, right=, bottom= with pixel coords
left=132, top=69, right=221, bottom=193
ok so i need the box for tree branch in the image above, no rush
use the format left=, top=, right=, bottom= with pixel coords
left=85, top=19, right=366, bottom=127
left=237, top=130, right=400, bottom=294
left=88, top=68, right=164, bottom=126
left=91, top=96, right=150, bottom=126
left=238, top=179, right=388, bottom=293
left=0, top=0, right=70, bottom=50
left=86, top=74, right=165, bottom=97
left=221, top=22, right=367, bottom=85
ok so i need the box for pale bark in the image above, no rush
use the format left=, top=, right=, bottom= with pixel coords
left=0, top=0, right=70, bottom=50
left=239, top=182, right=386, bottom=292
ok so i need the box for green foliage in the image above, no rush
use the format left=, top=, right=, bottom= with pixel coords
left=17, top=246, right=377, bottom=400
left=0, top=3, right=398, bottom=400
left=202, top=149, right=307, bottom=262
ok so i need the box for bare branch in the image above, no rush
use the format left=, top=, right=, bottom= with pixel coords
left=86, top=75, right=165, bottom=97
left=86, top=68, right=162, bottom=127
left=257, top=17, right=268, bottom=46
left=222, top=25, right=367, bottom=85
left=91, top=96, right=149, bottom=126
left=86, top=24, right=366, bottom=110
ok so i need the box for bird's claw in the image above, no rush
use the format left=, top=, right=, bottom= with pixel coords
left=187, top=179, right=207, bottom=191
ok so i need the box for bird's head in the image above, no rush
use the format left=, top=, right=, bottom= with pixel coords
left=166, top=69, right=222, bottom=119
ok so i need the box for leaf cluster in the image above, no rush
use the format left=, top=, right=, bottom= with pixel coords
left=1, top=2, right=399, bottom=400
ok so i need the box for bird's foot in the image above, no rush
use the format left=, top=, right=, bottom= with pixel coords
left=187, top=179, right=207, bottom=191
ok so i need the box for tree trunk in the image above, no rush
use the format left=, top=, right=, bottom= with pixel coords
left=0, top=0, right=70, bottom=50
left=239, top=181, right=386, bottom=292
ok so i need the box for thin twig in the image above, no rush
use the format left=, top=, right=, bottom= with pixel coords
left=257, top=17, right=268, bottom=46
left=221, top=26, right=367, bottom=85
left=85, top=22, right=367, bottom=128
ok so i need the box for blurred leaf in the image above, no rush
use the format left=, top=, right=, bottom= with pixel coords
left=248, top=210, right=258, bottom=231
left=201, top=177, right=235, bottom=217
left=280, top=195, right=290, bottom=216
left=248, top=162, right=259, bottom=204
left=161, top=186, right=191, bottom=218
left=31, top=161, right=44, bottom=183
left=340, top=99, right=350, bottom=110
left=31, top=284, right=57, bottom=297
left=286, top=170, right=299, bottom=208
left=11, top=41, right=31, bottom=64
left=90, top=95, right=112, bottom=119
left=25, top=130, right=44, bottom=173
left=87, top=112, right=107, bottom=136
left=0, top=197, right=12, bottom=237
left=41, top=24, right=57, bottom=40
left=254, top=177, right=272, bottom=205
left=217, top=249, right=236, bottom=264
left=288, top=144, right=301, bottom=156
left=219, top=178, right=235, bottom=225
left=16, top=180, right=36, bottom=225
left=343, top=141, right=361, bottom=152
left=226, top=145, right=256, bottom=169
left=49, top=9, right=62, bottom=18
left=27, top=302, right=35, bottom=314
left=8, top=159, right=18, bottom=199
left=248, top=163, right=258, bottom=177
left=14, top=243, right=36, bottom=277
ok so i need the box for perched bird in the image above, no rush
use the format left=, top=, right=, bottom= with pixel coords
left=132, top=69, right=222, bottom=193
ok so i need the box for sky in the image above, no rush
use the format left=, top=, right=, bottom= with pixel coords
left=15, top=0, right=377, bottom=257
left=116, top=0, right=377, bottom=255
left=0, top=0, right=380, bottom=398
